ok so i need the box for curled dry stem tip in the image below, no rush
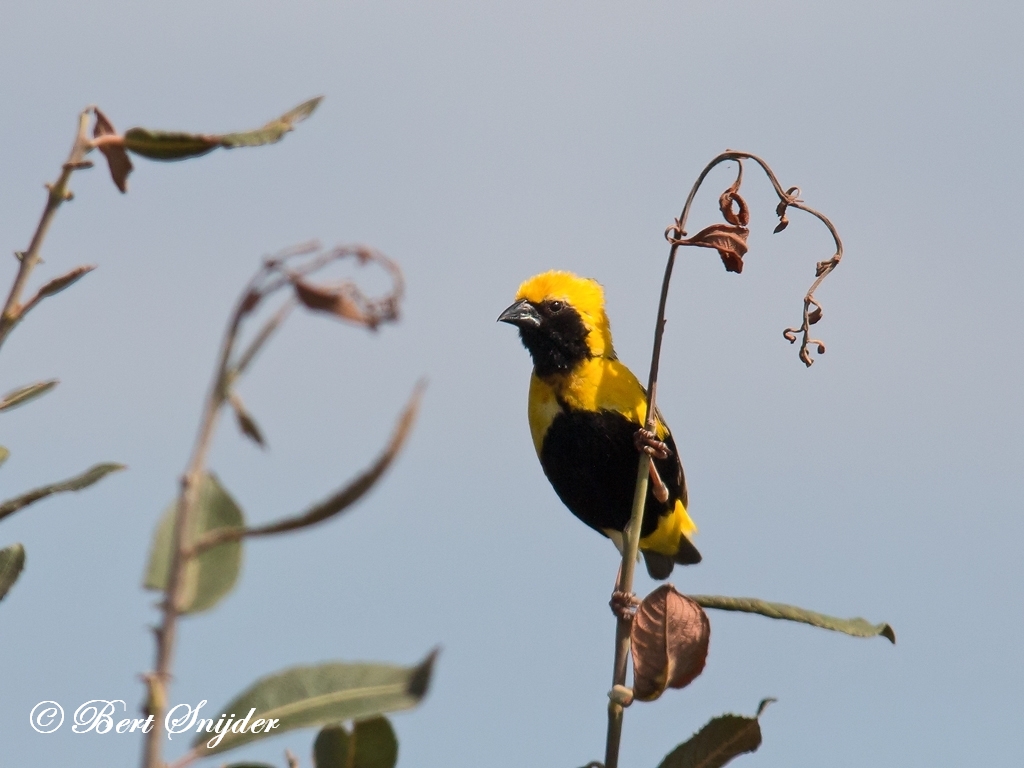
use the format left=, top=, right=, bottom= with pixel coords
left=666, top=150, right=843, bottom=367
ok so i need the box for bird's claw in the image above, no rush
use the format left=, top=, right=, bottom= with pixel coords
left=634, top=428, right=671, bottom=460
left=610, top=590, right=641, bottom=621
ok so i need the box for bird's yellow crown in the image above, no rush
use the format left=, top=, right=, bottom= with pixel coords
left=514, top=270, right=615, bottom=358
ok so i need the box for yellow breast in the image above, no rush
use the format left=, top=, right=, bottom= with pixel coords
left=527, top=357, right=665, bottom=455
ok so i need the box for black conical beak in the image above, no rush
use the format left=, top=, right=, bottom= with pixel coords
left=497, top=298, right=542, bottom=329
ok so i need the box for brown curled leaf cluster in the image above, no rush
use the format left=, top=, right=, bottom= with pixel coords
left=667, top=174, right=750, bottom=274
left=218, top=242, right=405, bottom=451
left=287, top=247, right=402, bottom=330
left=664, top=152, right=843, bottom=367
left=249, top=242, right=404, bottom=331
left=630, top=584, right=710, bottom=702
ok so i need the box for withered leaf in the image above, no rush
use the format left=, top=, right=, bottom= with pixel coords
left=228, top=393, right=266, bottom=448
left=93, top=107, right=133, bottom=192
left=718, top=182, right=750, bottom=228
left=808, top=306, right=822, bottom=325
left=294, top=280, right=368, bottom=324
left=292, top=279, right=398, bottom=329
left=677, top=224, right=749, bottom=274
left=631, top=584, right=710, bottom=702
left=37, top=265, right=96, bottom=299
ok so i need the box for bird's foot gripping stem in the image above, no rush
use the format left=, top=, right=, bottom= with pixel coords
left=634, top=428, right=671, bottom=460
left=634, top=429, right=671, bottom=503
left=610, top=590, right=641, bottom=621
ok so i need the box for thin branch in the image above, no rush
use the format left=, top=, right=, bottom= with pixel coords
left=141, top=244, right=409, bottom=768
left=231, top=299, right=294, bottom=378
left=141, top=279, right=245, bottom=768
left=188, top=380, right=425, bottom=557
left=0, top=110, right=95, bottom=356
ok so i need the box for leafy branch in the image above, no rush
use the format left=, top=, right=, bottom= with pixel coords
left=141, top=243, right=426, bottom=768
left=0, top=97, right=321, bottom=603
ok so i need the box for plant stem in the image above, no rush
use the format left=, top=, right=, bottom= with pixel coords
left=0, top=110, right=93, bottom=356
left=603, top=240, right=680, bottom=768
left=602, top=151, right=843, bottom=767
left=141, top=293, right=248, bottom=768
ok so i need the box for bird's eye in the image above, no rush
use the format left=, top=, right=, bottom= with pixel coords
left=549, top=300, right=563, bottom=313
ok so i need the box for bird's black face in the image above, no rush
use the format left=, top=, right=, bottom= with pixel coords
left=498, top=298, right=592, bottom=377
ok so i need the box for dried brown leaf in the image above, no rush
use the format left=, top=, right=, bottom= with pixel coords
left=631, top=584, right=710, bottom=702
left=37, top=265, right=96, bottom=298
left=676, top=224, right=749, bottom=274
left=228, top=393, right=266, bottom=448
left=718, top=182, right=749, bottom=228
left=292, top=280, right=398, bottom=329
left=808, top=307, right=822, bottom=325
left=92, top=107, right=133, bottom=193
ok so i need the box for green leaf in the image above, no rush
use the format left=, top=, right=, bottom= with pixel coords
left=314, top=718, right=398, bottom=768
left=193, top=650, right=436, bottom=757
left=691, top=595, right=896, bottom=643
left=122, top=129, right=219, bottom=160
left=351, top=717, right=398, bottom=768
left=0, top=463, right=125, bottom=524
left=0, top=543, right=26, bottom=602
left=124, top=96, right=322, bottom=160
left=315, top=725, right=350, bottom=768
left=0, top=379, right=58, bottom=412
left=657, top=699, right=774, bottom=768
left=144, top=472, right=244, bottom=614
left=0, top=446, right=9, bottom=468
left=219, top=96, right=322, bottom=148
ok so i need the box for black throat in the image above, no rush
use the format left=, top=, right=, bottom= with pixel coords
left=518, top=305, right=592, bottom=378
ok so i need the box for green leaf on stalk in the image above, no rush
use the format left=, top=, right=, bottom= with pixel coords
left=219, top=96, right=322, bottom=148
left=0, top=446, right=9, bottom=468
left=0, top=379, right=58, bottom=412
left=144, top=472, right=244, bottom=614
left=314, top=717, right=398, bottom=768
left=193, top=650, right=437, bottom=757
left=657, top=699, right=774, bottom=768
left=691, top=595, right=896, bottom=643
left=122, top=129, right=219, bottom=161
left=0, top=463, right=125, bottom=524
left=0, top=543, right=26, bottom=601
left=123, top=97, right=322, bottom=161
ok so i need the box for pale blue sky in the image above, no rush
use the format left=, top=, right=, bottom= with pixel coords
left=1, top=2, right=1022, bottom=766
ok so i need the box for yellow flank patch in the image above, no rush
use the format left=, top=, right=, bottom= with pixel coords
left=515, top=271, right=614, bottom=358
left=639, top=499, right=698, bottom=556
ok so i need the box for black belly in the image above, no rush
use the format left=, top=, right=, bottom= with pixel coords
left=538, top=407, right=686, bottom=539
